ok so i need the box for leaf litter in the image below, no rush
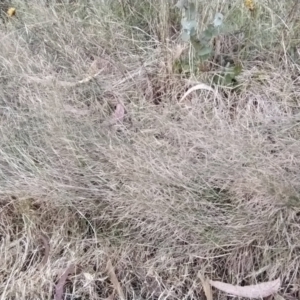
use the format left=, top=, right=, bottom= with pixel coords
left=209, top=277, right=281, bottom=299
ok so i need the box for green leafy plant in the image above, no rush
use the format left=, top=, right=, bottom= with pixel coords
left=175, top=0, right=224, bottom=60
left=175, top=0, right=243, bottom=89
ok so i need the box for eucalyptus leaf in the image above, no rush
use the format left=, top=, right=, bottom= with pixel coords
left=191, top=37, right=213, bottom=59
left=175, top=0, right=188, bottom=9
left=199, top=53, right=211, bottom=61
left=176, top=0, right=196, bottom=20
left=191, top=39, right=212, bottom=59
left=202, top=24, right=217, bottom=41
left=198, top=46, right=213, bottom=57
left=181, top=31, right=190, bottom=42
left=190, top=35, right=201, bottom=50
left=181, top=19, right=197, bottom=32
left=213, top=12, right=224, bottom=27
left=186, top=2, right=196, bottom=20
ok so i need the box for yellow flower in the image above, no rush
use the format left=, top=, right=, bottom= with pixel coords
left=7, top=7, right=16, bottom=17
left=244, top=0, right=256, bottom=11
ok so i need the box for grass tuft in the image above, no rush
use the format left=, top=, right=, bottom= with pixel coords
left=1, top=0, right=300, bottom=299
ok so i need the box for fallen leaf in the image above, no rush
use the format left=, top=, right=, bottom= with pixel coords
left=113, top=104, right=125, bottom=122
left=213, top=13, right=224, bottom=27
left=106, top=259, right=125, bottom=300
left=198, top=273, right=213, bottom=300
left=209, top=277, right=281, bottom=298
left=179, top=83, right=218, bottom=102
left=244, top=0, right=256, bottom=12
left=7, top=8, right=16, bottom=17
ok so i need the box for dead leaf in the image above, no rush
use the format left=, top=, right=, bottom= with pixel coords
left=179, top=83, right=219, bottom=102
left=113, top=104, right=125, bottom=122
left=7, top=7, right=16, bottom=17
left=106, top=259, right=125, bottom=300
left=209, top=277, right=281, bottom=298
left=198, top=273, right=213, bottom=300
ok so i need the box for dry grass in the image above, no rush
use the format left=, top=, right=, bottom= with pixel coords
left=1, top=0, right=300, bottom=299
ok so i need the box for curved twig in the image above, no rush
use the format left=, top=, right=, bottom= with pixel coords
left=39, top=233, right=50, bottom=268
left=54, top=264, right=76, bottom=300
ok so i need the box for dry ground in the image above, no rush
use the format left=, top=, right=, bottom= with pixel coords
left=0, top=0, right=300, bottom=299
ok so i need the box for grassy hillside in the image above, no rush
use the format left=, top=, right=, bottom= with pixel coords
left=0, top=0, right=300, bottom=299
